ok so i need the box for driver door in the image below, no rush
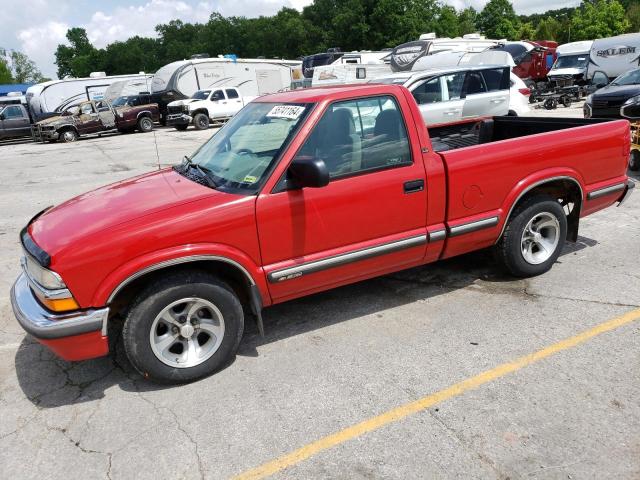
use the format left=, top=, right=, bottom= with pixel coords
left=256, top=95, right=428, bottom=302
left=76, top=102, right=101, bottom=133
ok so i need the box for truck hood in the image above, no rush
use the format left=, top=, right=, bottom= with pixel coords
left=29, top=168, right=221, bottom=258
left=36, top=115, right=67, bottom=126
left=167, top=99, right=199, bottom=107
left=548, top=67, right=585, bottom=78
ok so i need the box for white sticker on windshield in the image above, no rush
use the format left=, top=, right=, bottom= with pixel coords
left=266, top=105, right=305, bottom=120
left=578, top=57, right=586, bottom=60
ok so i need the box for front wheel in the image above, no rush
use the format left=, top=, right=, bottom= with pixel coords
left=494, top=196, right=567, bottom=277
left=137, top=116, right=154, bottom=133
left=174, top=124, right=188, bottom=131
left=192, top=113, right=210, bottom=130
left=122, top=271, right=244, bottom=383
left=59, top=129, right=78, bottom=143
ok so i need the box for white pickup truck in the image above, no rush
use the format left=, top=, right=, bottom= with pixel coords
left=166, top=87, right=254, bottom=130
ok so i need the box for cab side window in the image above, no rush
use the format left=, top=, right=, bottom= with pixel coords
left=226, top=89, right=239, bottom=99
left=80, top=103, right=94, bottom=115
left=465, top=72, right=487, bottom=95
left=3, top=106, right=24, bottom=118
left=212, top=90, right=225, bottom=101
left=296, top=95, right=412, bottom=179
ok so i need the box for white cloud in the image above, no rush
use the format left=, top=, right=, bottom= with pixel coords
left=16, top=21, right=69, bottom=79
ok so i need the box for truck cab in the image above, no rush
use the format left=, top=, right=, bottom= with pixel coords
left=0, top=104, right=31, bottom=139
left=166, top=87, right=249, bottom=131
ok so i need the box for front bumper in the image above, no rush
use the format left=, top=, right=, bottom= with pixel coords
left=11, top=273, right=109, bottom=360
left=31, top=125, right=59, bottom=142
left=166, top=113, right=191, bottom=127
left=618, top=180, right=635, bottom=206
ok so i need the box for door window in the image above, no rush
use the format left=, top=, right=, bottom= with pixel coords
left=3, top=106, right=24, bottom=118
left=412, top=77, right=443, bottom=104
left=442, top=72, right=465, bottom=100
left=226, top=89, right=239, bottom=99
left=80, top=103, right=94, bottom=115
left=296, top=95, right=412, bottom=178
left=465, top=72, right=487, bottom=95
left=211, top=90, right=225, bottom=101
left=481, top=68, right=509, bottom=91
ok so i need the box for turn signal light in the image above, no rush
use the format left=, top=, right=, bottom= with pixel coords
left=37, top=295, right=80, bottom=312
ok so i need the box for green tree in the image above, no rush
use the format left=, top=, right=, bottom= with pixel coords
left=570, top=0, right=630, bottom=41
left=435, top=5, right=460, bottom=38
left=478, top=0, right=520, bottom=39
left=457, top=7, right=478, bottom=36
left=10, top=51, right=48, bottom=83
left=55, top=27, right=102, bottom=78
left=0, top=56, right=12, bottom=83
left=533, top=16, right=561, bottom=40
left=369, top=0, right=440, bottom=48
left=627, top=3, right=640, bottom=32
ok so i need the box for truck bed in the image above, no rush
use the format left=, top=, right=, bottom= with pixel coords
left=428, top=117, right=616, bottom=152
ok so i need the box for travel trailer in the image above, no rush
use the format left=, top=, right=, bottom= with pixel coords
left=311, top=63, right=393, bottom=87
left=150, top=56, right=301, bottom=119
left=548, top=34, right=640, bottom=86
left=389, top=33, right=501, bottom=72
left=25, top=73, right=153, bottom=119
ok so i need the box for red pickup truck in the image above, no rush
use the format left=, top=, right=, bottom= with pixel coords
left=11, top=84, right=634, bottom=383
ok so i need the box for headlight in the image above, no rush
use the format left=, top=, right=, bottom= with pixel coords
left=623, top=95, right=640, bottom=106
left=23, top=255, right=65, bottom=290
left=22, top=256, right=79, bottom=312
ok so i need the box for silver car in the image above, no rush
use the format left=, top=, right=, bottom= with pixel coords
left=374, top=65, right=511, bottom=125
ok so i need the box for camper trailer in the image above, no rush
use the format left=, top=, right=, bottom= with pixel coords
left=548, top=34, right=640, bottom=86
left=311, top=63, right=392, bottom=87
left=25, top=73, right=153, bottom=120
left=389, top=33, right=501, bottom=72
left=150, top=56, right=301, bottom=120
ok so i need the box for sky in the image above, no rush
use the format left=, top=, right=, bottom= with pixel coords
left=0, top=0, right=581, bottom=80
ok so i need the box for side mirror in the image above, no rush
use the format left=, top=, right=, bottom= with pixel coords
left=288, top=157, right=330, bottom=189
left=0, top=113, right=4, bottom=120
left=596, top=83, right=607, bottom=89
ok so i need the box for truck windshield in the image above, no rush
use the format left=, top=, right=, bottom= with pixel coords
left=185, top=102, right=312, bottom=193
left=192, top=90, right=211, bottom=100
left=611, top=68, right=640, bottom=86
left=553, top=55, right=588, bottom=69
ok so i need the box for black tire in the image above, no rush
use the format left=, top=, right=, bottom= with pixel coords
left=494, top=196, right=567, bottom=278
left=122, top=271, right=244, bottom=383
left=137, top=116, right=154, bottom=133
left=544, top=98, right=557, bottom=110
left=174, top=124, right=188, bottom=131
left=193, top=113, right=209, bottom=130
left=58, top=129, right=78, bottom=143
left=561, top=95, right=572, bottom=108
left=629, top=150, right=640, bottom=172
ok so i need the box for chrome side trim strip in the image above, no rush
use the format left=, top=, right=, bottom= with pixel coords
left=268, top=235, right=427, bottom=283
left=448, top=216, right=499, bottom=238
left=495, top=176, right=584, bottom=244
left=428, top=229, right=446, bottom=242
left=107, top=255, right=257, bottom=304
left=586, top=182, right=626, bottom=200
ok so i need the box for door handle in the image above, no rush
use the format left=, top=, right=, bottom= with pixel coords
left=404, top=179, right=424, bottom=194
left=490, top=98, right=505, bottom=103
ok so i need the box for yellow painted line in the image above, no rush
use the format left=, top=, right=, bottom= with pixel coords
left=232, top=307, right=640, bottom=480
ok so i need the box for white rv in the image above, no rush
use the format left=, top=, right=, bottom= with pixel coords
left=548, top=34, right=640, bottom=85
left=25, top=73, right=153, bottom=119
left=312, top=64, right=392, bottom=86
left=389, top=33, right=501, bottom=72
left=150, top=56, right=301, bottom=119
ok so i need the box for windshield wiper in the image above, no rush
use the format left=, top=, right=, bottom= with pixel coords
left=177, top=156, right=219, bottom=188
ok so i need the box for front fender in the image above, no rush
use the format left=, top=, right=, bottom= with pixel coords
left=93, top=243, right=271, bottom=307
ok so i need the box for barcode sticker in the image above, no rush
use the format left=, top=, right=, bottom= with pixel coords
left=266, top=105, right=305, bottom=120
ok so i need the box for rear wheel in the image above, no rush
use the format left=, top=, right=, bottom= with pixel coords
left=122, top=271, right=244, bottom=383
left=494, top=196, right=567, bottom=277
left=193, top=113, right=210, bottom=130
left=629, top=150, right=640, bottom=172
left=137, top=116, right=154, bottom=133
left=59, top=129, right=78, bottom=143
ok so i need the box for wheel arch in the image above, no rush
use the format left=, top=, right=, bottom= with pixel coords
left=57, top=124, right=78, bottom=134
left=136, top=110, right=153, bottom=120
left=497, top=174, right=584, bottom=244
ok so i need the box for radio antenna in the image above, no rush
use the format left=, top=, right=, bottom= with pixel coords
left=144, top=74, right=162, bottom=170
